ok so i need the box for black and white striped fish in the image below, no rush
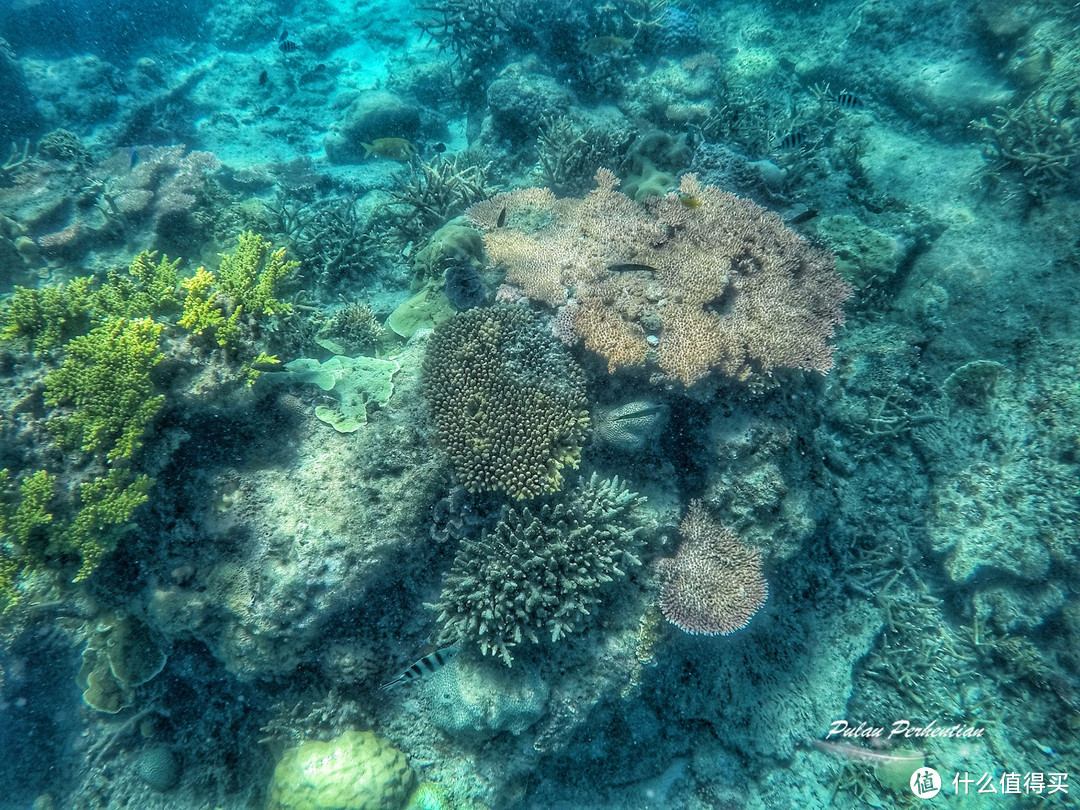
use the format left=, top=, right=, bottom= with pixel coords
left=379, top=646, right=456, bottom=691
left=834, top=90, right=863, bottom=109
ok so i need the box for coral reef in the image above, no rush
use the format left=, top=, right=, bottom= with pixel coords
left=421, top=305, right=590, bottom=499
left=656, top=501, right=768, bottom=636
left=468, top=170, right=851, bottom=385
left=434, top=474, right=646, bottom=664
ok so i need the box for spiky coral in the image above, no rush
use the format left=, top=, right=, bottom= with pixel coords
left=434, top=474, right=646, bottom=664
left=1, top=276, right=94, bottom=352
left=62, top=469, right=153, bottom=582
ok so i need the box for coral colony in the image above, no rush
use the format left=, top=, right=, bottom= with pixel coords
left=0, top=0, right=1078, bottom=807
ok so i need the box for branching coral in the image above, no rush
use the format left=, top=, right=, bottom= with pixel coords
left=434, top=474, right=646, bottom=664
left=385, top=154, right=495, bottom=247
left=421, top=305, right=590, bottom=499
left=972, top=92, right=1080, bottom=201
left=178, top=232, right=297, bottom=349
left=656, top=500, right=768, bottom=636
left=1, top=276, right=94, bottom=352
left=62, top=469, right=153, bottom=582
left=43, top=316, right=164, bottom=461
left=469, top=170, right=851, bottom=385
left=0, top=469, right=54, bottom=610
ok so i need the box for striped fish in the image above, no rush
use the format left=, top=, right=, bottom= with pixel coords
left=379, top=646, right=456, bottom=692
left=835, top=91, right=862, bottom=109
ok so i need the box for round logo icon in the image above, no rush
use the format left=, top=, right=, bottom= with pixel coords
left=911, top=767, right=942, bottom=798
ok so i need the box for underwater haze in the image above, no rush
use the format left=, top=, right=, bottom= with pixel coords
left=0, top=0, right=1078, bottom=807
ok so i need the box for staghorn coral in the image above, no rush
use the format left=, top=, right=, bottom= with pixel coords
left=656, top=500, right=768, bottom=636
left=469, top=170, right=851, bottom=385
left=972, top=92, right=1080, bottom=201
left=421, top=305, right=590, bottom=499
left=434, top=474, right=646, bottom=665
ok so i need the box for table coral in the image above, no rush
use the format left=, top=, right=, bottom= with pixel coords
left=468, top=170, right=852, bottom=385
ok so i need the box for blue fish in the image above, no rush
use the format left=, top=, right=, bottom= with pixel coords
left=379, top=646, right=456, bottom=691
left=129, top=147, right=140, bottom=169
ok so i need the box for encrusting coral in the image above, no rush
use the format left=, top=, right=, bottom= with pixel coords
left=656, top=500, right=768, bottom=636
left=421, top=305, right=590, bottom=500
left=434, top=474, right=646, bottom=665
left=468, top=170, right=852, bottom=385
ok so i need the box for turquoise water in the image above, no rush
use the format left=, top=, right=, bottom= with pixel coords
left=0, top=0, right=1078, bottom=807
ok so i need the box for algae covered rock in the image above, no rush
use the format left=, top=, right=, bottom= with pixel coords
left=267, top=730, right=415, bottom=810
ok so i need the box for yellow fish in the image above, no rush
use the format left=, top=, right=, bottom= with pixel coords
left=361, top=138, right=416, bottom=161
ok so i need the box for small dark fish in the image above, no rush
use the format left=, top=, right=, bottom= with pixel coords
left=835, top=91, right=862, bottom=109
left=314, top=62, right=326, bottom=72
left=258, top=69, right=268, bottom=85
left=279, top=39, right=298, bottom=54
left=777, top=131, right=807, bottom=150
left=787, top=208, right=819, bottom=225
left=582, top=35, right=633, bottom=56
left=129, top=147, right=140, bottom=169
left=609, top=262, right=659, bottom=274
left=263, top=105, right=281, bottom=116
left=432, top=141, right=446, bottom=153
left=279, top=29, right=288, bottom=41
left=380, top=646, right=456, bottom=691
left=495, top=206, right=507, bottom=228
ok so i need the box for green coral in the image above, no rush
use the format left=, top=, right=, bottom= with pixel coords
left=92, top=251, right=182, bottom=319
left=434, top=474, right=646, bottom=665
left=1, top=276, right=94, bottom=352
left=44, top=316, right=165, bottom=461
left=61, top=469, right=153, bottom=581
left=283, top=354, right=400, bottom=432
left=178, top=266, right=241, bottom=346
left=0, top=469, right=56, bottom=610
left=421, top=306, right=590, bottom=499
left=216, top=230, right=298, bottom=316
left=178, top=233, right=297, bottom=348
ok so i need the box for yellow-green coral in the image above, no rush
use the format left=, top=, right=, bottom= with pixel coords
left=178, top=266, right=241, bottom=346
left=43, top=316, right=165, bottom=461
left=1, top=276, right=94, bottom=352
left=0, top=469, right=57, bottom=610
left=92, top=251, right=182, bottom=319
left=217, top=230, right=297, bottom=316
left=61, top=469, right=153, bottom=582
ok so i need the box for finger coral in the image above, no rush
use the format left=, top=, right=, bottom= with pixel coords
left=657, top=500, right=768, bottom=635
left=421, top=305, right=590, bottom=500
left=434, top=474, right=646, bottom=665
left=468, top=170, right=852, bottom=385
